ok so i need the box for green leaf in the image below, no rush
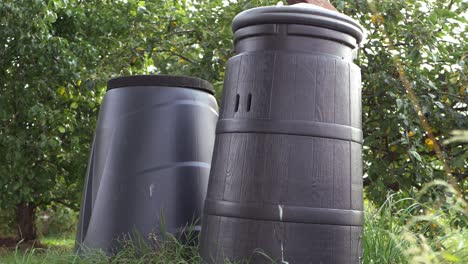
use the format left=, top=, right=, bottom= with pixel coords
left=409, top=149, right=422, bottom=162
left=396, top=98, right=403, bottom=109
left=12, top=182, right=21, bottom=191
left=58, top=126, right=66, bottom=133
left=442, top=253, right=461, bottom=262
left=70, top=102, right=79, bottom=109
left=434, top=101, right=445, bottom=109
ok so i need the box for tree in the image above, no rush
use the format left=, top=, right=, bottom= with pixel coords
left=145, top=0, right=467, bottom=212
left=133, top=0, right=467, bottom=209
left=0, top=0, right=150, bottom=240
left=1, top=0, right=465, bottom=241
left=330, top=0, right=467, bottom=209
left=0, top=0, right=279, bottom=241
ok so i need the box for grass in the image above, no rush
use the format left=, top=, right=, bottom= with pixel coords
left=0, top=222, right=206, bottom=264
left=1, top=183, right=466, bottom=263
left=0, top=233, right=200, bottom=264
left=362, top=181, right=467, bottom=264
left=40, top=237, right=75, bottom=249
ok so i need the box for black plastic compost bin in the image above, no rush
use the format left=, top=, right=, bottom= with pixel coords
left=200, top=4, right=364, bottom=264
left=75, top=75, right=218, bottom=254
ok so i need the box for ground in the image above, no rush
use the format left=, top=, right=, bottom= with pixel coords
left=0, top=236, right=75, bottom=264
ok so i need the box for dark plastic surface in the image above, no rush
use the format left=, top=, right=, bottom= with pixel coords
left=232, top=4, right=364, bottom=44
left=107, top=74, right=214, bottom=94
left=75, top=76, right=218, bottom=254
left=200, top=4, right=364, bottom=264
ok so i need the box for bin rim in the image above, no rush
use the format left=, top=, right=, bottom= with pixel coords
left=107, top=75, right=215, bottom=95
left=232, top=4, right=365, bottom=44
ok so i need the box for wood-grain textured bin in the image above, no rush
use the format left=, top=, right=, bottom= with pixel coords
left=200, top=4, right=365, bottom=264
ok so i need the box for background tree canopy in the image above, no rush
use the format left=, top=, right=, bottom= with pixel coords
left=0, top=0, right=466, bottom=241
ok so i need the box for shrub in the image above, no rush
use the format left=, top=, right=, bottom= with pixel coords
left=36, top=204, right=78, bottom=238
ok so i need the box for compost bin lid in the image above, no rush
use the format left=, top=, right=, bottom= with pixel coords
left=107, top=75, right=215, bottom=95
left=232, top=4, right=365, bottom=44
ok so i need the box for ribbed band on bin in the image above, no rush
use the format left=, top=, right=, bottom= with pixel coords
left=107, top=75, right=215, bottom=95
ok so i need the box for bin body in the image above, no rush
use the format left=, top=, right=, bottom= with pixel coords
left=200, top=5, right=364, bottom=264
left=76, top=75, right=218, bottom=254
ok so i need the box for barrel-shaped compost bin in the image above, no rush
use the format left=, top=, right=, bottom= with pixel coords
left=200, top=4, right=364, bottom=264
left=76, top=75, right=218, bottom=254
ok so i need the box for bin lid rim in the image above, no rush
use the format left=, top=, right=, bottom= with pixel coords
left=107, top=75, right=214, bottom=94
left=232, top=4, right=365, bottom=44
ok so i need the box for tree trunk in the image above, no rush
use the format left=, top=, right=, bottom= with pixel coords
left=15, top=202, right=37, bottom=241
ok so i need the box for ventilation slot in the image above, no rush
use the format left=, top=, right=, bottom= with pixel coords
left=234, top=94, right=240, bottom=112
left=246, top=93, right=252, bottom=112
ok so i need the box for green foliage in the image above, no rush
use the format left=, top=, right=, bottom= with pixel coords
left=330, top=0, right=468, bottom=207
left=0, top=208, right=15, bottom=237
left=36, top=204, right=78, bottom=238
left=0, top=0, right=281, bottom=236
left=0, top=0, right=137, bottom=212
left=114, top=0, right=281, bottom=99
left=444, top=130, right=468, bottom=144
left=363, top=186, right=467, bottom=263
left=1, top=0, right=466, bottom=253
